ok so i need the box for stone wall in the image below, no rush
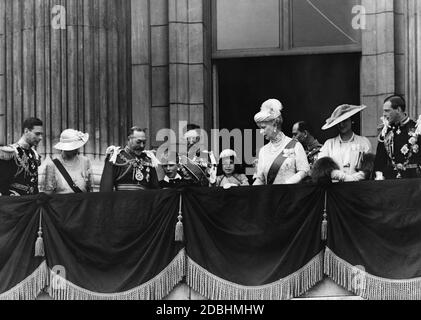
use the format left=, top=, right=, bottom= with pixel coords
left=131, top=0, right=212, bottom=150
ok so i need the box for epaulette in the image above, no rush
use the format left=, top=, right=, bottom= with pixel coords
left=105, top=146, right=122, bottom=164
left=143, top=150, right=160, bottom=168
left=0, top=146, right=17, bottom=161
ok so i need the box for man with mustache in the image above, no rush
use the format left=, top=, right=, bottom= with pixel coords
left=0, top=117, right=43, bottom=196
left=374, top=95, right=421, bottom=180
left=100, top=127, right=160, bottom=191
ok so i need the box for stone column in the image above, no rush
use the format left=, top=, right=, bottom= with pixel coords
left=168, top=0, right=212, bottom=140
left=150, top=0, right=170, bottom=148
left=0, top=0, right=4, bottom=145
left=397, top=0, right=421, bottom=118
left=360, top=0, right=395, bottom=147
left=1, top=0, right=131, bottom=157
left=131, top=0, right=152, bottom=146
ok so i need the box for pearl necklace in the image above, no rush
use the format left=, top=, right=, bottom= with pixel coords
left=269, top=133, right=284, bottom=153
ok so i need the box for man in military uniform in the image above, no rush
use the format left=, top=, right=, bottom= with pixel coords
left=179, top=124, right=216, bottom=187
left=374, top=95, right=421, bottom=179
left=100, top=127, right=160, bottom=191
left=0, top=118, right=43, bottom=196
left=292, top=121, right=323, bottom=167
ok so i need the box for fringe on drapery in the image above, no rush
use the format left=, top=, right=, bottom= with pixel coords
left=186, top=251, right=324, bottom=300
left=324, top=247, right=421, bottom=300
left=47, top=249, right=186, bottom=300
left=0, top=261, right=49, bottom=300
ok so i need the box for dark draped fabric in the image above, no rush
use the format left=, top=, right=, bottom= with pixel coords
left=42, top=189, right=182, bottom=297
left=325, top=178, right=421, bottom=299
left=182, top=185, right=325, bottom=299
left=3, top=180, right=421, bottom=300
left=327, top=179, right=421, bottom=278
left=0, top=195, right=45, bottom=298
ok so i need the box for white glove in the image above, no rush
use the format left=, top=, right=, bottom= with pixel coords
left=375, top=171, right=385, bottom=181
left=331, top=170, right=345, bottom=182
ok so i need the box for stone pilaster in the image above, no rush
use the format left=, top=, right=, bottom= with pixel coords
left=0, top=0, right=4, bottom=145
left=360, top=0, right=395, bottom=147
left=168, top=0, right=212, bottom=140
left=398, top=0, right=421, bottom=118
left=131, top=0, right=152, bottom=146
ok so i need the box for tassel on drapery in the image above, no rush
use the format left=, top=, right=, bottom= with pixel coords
left=47, top=249, right=186, bottom=300
left=321, top=191, right=328, bottom=241
left=0, top=261, right=49, bottom=300
left=324, top=247, right=421, bottom=300
left=175, top=193, right=184, bottom=242
left=186, top=251, right=324, bottom=300
left=35, top=209, right=45, bottom=257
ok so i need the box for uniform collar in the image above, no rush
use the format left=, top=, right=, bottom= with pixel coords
left=399, top=116, right=410, bottom=127
left=125, top=146, right=145, bottom=158
left=390, top=116, right=410, bottom=128
left=306, top=138, right=322, bottom=150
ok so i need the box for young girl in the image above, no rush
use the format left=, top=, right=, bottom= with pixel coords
left=213, top=149, right=249, bottom=188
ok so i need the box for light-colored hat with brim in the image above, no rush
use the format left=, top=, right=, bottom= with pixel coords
left=54, top=129, right=89, bottom=151
left=219, top=149, right=237, bottom=159
left=184, top=129, right=200, bottom=139
left=254, top=99, right=283, bottom=124
left=322, top=104, right=367, bottom=130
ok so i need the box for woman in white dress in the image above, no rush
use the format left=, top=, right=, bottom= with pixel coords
left=253, top=99, right=310, bottom=185
left=43, top=129, right=94, bottom=194
left=319, top=104, right=372, bottom=182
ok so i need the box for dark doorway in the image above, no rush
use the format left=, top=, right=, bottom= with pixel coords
left=217, top=53, right=361, bottom=145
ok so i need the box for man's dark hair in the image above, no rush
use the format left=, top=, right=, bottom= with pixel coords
left=296, top=121, right=315, bottom=136
left=22, top=117, right=43, bottom=132
left=384, top=94, right=406, bottom=112
left=128, top=126, right=147, bottom=137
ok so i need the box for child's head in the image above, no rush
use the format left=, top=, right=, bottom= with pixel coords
left=160, top=151, right=179, bottom=179
left=311, top=157, right=339, bottom=184
left=219, top=149, right=238, bottom=177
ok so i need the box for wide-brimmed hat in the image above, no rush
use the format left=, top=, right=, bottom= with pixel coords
left=54, top=129, right=89, bottom=151
left=322, top=104, right=366, bottom=130
left=254, top=99, right=283, bottom=124
left=179, top=155, right=207, bottom=182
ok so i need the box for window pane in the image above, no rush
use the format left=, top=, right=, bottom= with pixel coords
left=216, top=0, right=280, bottom=50
left=292, top=0, right=362, bottom=48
